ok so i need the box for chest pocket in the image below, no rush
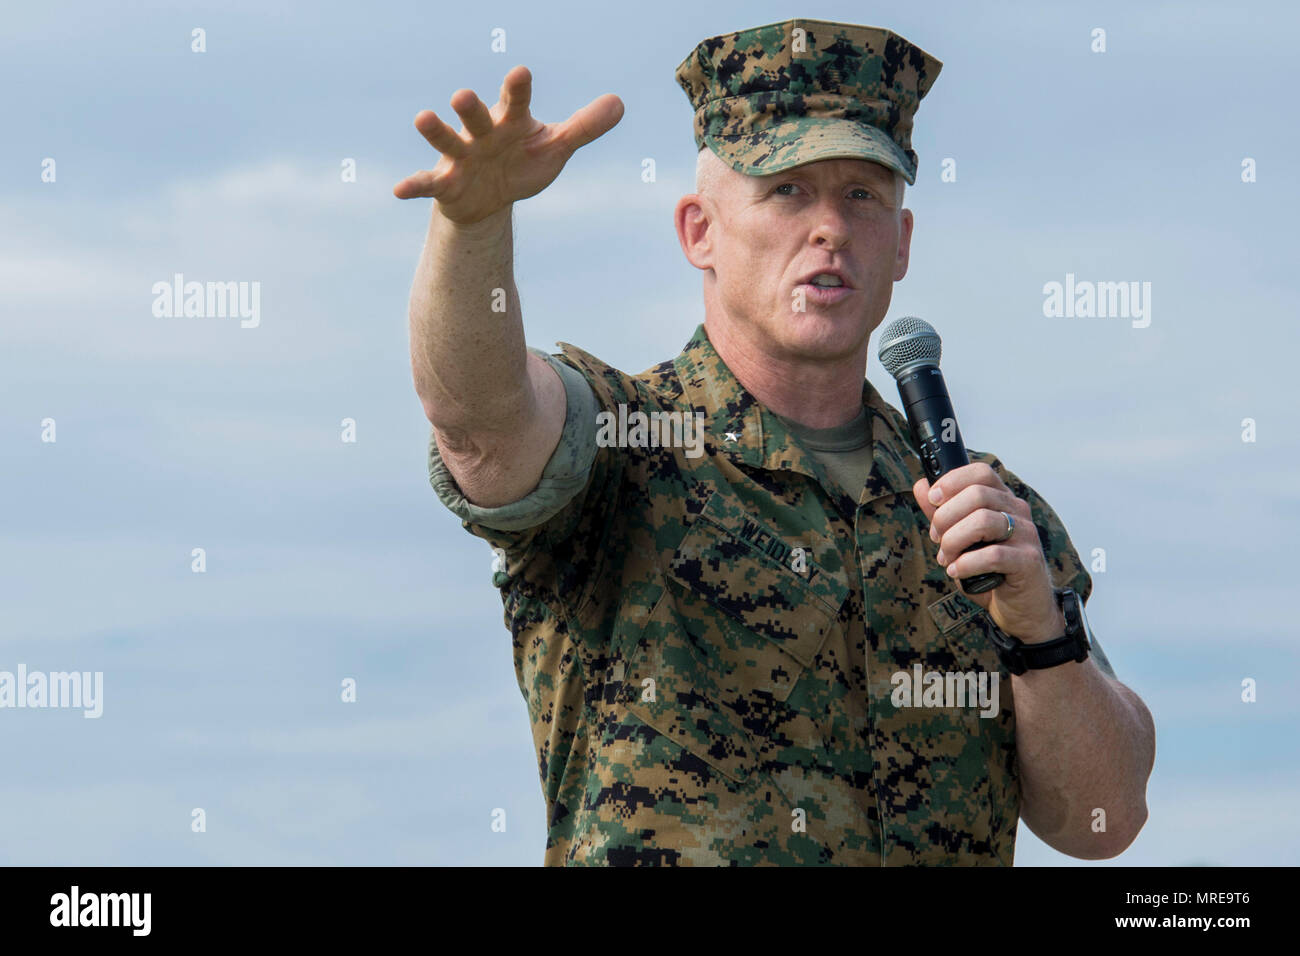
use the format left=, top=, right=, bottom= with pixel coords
left=621, top=491, right=849, bottom=784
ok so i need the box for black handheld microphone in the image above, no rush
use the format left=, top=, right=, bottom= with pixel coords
left=877, top=316, right=1004, bottom=595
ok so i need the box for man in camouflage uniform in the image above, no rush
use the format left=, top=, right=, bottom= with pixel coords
left=397, top=18, right=1156, bottom=865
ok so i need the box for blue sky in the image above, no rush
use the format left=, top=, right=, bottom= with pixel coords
left=2, top=0, right=1297, bottom=865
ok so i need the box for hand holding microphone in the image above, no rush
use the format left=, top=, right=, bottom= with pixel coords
left=877, top=316, right=1005, bottom=594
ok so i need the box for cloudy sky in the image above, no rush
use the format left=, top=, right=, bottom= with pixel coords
left=2, top=0, right=1297, bottom=866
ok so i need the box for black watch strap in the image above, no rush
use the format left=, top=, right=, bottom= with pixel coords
left=987, top=588, right=1090, bottom=675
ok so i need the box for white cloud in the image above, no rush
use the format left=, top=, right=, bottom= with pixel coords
left=0, top=158, right=417, bottom=364
left=165, top=160, right=373, bottom=213
left=1073, top=435, right=1209, bottom=467
left=517, top=165, right=690, bottom=224
left=163, top=702, right=517, bottom=758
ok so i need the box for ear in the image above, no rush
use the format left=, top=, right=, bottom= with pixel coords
left=893, top=207, right=914, bottom=282
left=675, top=193, right=714, bottom=272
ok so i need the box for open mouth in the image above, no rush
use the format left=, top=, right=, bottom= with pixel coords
left=796, top=281, right=854, bottom=302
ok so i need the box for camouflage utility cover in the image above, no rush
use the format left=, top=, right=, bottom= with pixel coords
left=675, top=19, right=942, bottom=184
left=428, top=325, right=1109, bottom=865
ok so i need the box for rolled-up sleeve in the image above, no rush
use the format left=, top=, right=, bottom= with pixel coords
left=427, top=347, right=600, bottom=533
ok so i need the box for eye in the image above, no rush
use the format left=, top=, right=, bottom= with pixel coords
left=771, top=183, right=877, bottom=200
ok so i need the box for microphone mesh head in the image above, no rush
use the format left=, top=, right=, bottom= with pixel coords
left=877, top=316, right=942, bottom=378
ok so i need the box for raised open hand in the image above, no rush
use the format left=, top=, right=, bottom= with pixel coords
left=394, top=65, right=624, bottom=224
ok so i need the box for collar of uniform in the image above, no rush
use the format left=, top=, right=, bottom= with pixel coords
left=674, top=323, right=926, bottom=504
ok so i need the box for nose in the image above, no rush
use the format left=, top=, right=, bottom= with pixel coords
left=809, top=199, right=851, bottom=251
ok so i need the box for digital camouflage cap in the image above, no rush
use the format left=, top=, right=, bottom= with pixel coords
left=675, top=18, right=942, bottom=185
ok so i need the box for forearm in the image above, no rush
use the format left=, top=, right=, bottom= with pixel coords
left=1013, top=657, right=1155, bottom=859
left=408, top=202, right=531, bottom=435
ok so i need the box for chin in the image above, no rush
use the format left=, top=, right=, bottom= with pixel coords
left=777, top=311, right=869, bottom=358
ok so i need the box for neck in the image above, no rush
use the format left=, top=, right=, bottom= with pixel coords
left=705, top=317, right=871, bottom=429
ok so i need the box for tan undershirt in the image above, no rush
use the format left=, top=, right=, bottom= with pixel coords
left=774, top=405, right=873, bottom=504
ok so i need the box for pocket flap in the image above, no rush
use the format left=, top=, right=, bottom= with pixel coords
left=666, top=492, right=844, bottom=669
